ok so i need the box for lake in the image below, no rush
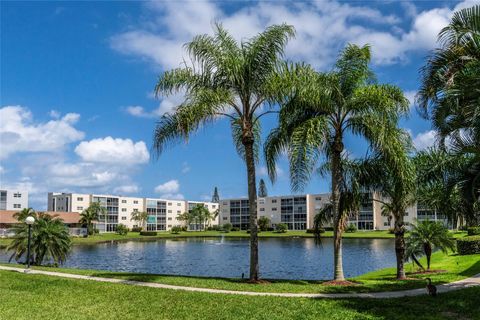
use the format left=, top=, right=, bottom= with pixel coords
left=1, top=237, right=397, bottom=280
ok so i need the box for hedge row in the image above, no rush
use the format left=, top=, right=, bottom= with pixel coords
left=139, top=231, right=158, bottom=236
left=467, top=227, right=480, bottom=236
left=457, top=236, right=480, bottom=255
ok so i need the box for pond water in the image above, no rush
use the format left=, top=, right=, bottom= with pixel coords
left=1, top=237, right=397, bottom=280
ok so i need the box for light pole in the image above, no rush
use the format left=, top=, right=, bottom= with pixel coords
left=25, top=216, right=35, bottom=269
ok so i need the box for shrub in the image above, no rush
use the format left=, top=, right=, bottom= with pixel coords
left=346, top=224, right=357, bottom=233
left=306, top=228, right=325, bottom=234
left=388, top=228, right=395, bottom=234
left=457, top=236, right=480, bottom=255
left=231, top=227, right=240, bottom=232
left=222, top=223, right=232, bottom=232
left=140, top=231, right=157, bottom=236
left=324, top=227, right=334, bottom=231
left=467, top=227, right=480, bottom=236
left=276, top=223, right=288, bottom=233
left=115, top=224, right=128, bottom=235
left=171, top=226, right=182, bottom=234
left=93, top=228, right=100, bottom=234
left=258, top=216, right=271, bottom=232
left=267, top=227, right=274, bottom=231
left=131, top=227, right=142, bottom=232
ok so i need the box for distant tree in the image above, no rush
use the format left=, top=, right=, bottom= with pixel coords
left=7, top=212, right=71, bottom=266
left=130, top=211, right=149, bottom=231
left=276, top=223, right=288, bottom=233
left=171, top=226, right=183, bottom=234
left=258, top=179, right=268, bottom=197
left=258, top=216, right=270, bottom=231
left=80, top=202, right=105, bottom=236
left=406, top=220, right=456, bottom=270
left=116, top=224, right=129, bottom=236
left=212, top=187, right=220, bottom=203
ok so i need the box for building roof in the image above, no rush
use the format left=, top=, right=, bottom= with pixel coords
left=0, top=210, right=81, bottom=224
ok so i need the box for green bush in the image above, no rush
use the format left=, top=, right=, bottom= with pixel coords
left=306, top=228, right=325, bottom=234
left=258, top=216, right=271, bottom=232
left=231, top=227, right=240, bottom=232
left=115, top=224, right=128, bottom=235
left=222, top=223, right=232, bottom=232
left=457, top=236, right=480, bottom=255
left=170, top=226, right=182, bottom=234
left=275, top=223, right=288, bottom=233
left=346, top=224, right=357, bottom=233
left=131, top=227, right=142, bottom=232
left=467, top=227, right=480, bottom=236
left=139, top=231, right=157, bottom=236
left=388, top=228, right=395, bottom=234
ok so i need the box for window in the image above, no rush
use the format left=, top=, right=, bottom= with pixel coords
left=384, top=222, right=389, bottom=226
left=133, top=200, right=138, bottom=204
left=175, top=203, right=180, bottom=206
left=271, top=199, right=277, bottom=203
left=168, top=225, right=172, bottom=228
left=133, top=209, right=138, bottom=212
left=315, top=197, right=322, bottom=201
left=13, top=204, right=21, bottom=208
left=168, top=202, right=172, bottom=206
left=177, top=210, right=181, bottom=213
left=223, top=217, right=228, bottom=220
left=404, top=211, right=409, bottom=216
left=212, top=205, right=216, bottom=208
left=168, top=217, right=172, bottom=221
left=77, top=206, right=83, bottom=211
left=223, top=201, right=228, bottom=205
left=77, top=197, right=83, bottom=201
left=168, top=210, right=172, bottom=213
left=13, top=193, right=22, bottom=198
left=259, top=208, right=265, bottom=211
left=121, top=200, right=127, bottom=204
left=121, top=217, right=127, bottom=221
left=259, top=199, right=265, bottom=204
left=272, top=207, right=277, bottom=211
left=121, top=208, right=127, bottom=212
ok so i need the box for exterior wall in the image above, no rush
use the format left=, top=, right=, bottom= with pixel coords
left=48, top=192, right=90, bottom=213
left=0, top=189, right=28, bottom=210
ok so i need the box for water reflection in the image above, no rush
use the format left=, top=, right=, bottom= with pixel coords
left=0, top=237, right=396, bottom=280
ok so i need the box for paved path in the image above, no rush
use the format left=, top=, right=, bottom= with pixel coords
left=1, top=265, right=479, bottom=299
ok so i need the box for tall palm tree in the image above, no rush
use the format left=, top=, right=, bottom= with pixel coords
left=130, top=211, right=149, bottom=231
left=12, top=207, right=36, bottom=222
left=417, top=5, right=480, bottom=225
left=153, top=23, right=295, bottom=281
left=406, top=220, right=456, bottom=270
left=79, top=202, right=105, bottom=235
left=265, top=44, right=409, bottom=281
left=7, top=212, right=71, bottom=266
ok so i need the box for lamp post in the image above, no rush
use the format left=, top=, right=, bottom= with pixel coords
left=25, top=216, right=35, bottom=269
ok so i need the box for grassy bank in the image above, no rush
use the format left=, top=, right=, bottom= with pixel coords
left=0, top=230, right=469, bottom=248
left=3, top=251, right=479, bottom=294
left=1, top=269, right=479, bottom=320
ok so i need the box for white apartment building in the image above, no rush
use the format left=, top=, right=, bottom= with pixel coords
left=0, top=189, right=28, bottom=211
left=219, top=193, right=446, bottom=231
left=48, top=192, right=219, bottom=232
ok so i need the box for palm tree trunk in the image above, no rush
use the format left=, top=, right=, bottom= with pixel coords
left=331, top=145, right=344, bottom=281
left=243, top=136, right=259, bottom=281
left=424, top=243, right=432, bottom=271
left=394, top=214, right=406, bottom=279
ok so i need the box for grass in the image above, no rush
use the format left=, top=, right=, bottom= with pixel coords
left=2, top=251, right=479, bottom=294
left=1, top=269, right=479, bottom=320
left=0, top=230, right=469, bottom=248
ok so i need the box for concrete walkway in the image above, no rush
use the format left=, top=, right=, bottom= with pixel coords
left=1, top=265, right=479, bottom=299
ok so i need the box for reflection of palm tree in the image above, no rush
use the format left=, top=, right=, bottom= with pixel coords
left=265, top=44, right=409, bottom=281
left=152, top=23, right=295, bottom=281
left=7, top=212, right=71, bottom=266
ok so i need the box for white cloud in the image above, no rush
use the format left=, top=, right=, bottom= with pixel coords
left=49, top=110, right=61, bottom=119
left=258, top=165, right=284, bottom=178
left=125, top=91, right=185, bottom=118
left=411, top=130, right=436, bottom=151
left=113, top=184, right=139, bottom=194
left=110, top=1, right=473, bottom=70
left=0, top=105, right=84, bottom=159
left=181, top=162, right=190, bottom=174
left=74, top=137, right=149, bottom=165
left=404, top=90, right=417, bottom=108
left=154, top=179, right=180, bottom=193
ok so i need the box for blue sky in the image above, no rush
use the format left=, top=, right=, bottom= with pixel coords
left=0, top=0, right=476, bottom=209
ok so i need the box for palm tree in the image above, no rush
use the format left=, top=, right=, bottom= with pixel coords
left=258, top=179, right=268, bottom=197
left=406, top=220, right=456, bottom=270
left=7, top=212, right=71, bottom=266
left=153, top=23, right=295, bottom=281
left=79, top=202, right=105, bottom=235
left=12, top=207, right=36, bottom=222
left=417, top=5, right=480, bottom=226
left=265, top=44, right=409, bottom=281
left=130, top=211, right=149, bottom=231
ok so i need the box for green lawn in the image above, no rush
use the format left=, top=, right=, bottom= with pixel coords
left=3, top=251, right=479, bottom=294
left=0, top=230, right=469, bottom=248
left=1, top=269, right=479, bottom=320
